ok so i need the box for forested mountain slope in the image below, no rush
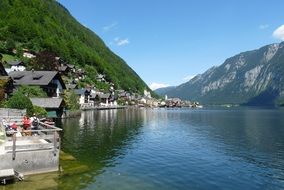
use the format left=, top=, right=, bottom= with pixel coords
left=0, top=0, right=149, bottom=93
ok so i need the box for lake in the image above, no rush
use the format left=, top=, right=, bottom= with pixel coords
left=4, top=107, right=284, bottom=190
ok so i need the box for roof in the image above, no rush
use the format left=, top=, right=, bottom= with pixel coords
left=58, top=65, right=68, bottom=72
left=119, top=92, right=126, bottom=97
left=9, top=71, right=64, bottom=86
left=74, top=88, right=85, bottom=95
left=96, top=74, right=104, bottom=79
left=7, top=60, right=24, bottom=66
left=66, top=64, right=75, bottom=69
left=30, top=98, right=64, bottom=108
left=0, top=76, right=11, bottom=81
left=66, top=84, right=77, bottom=89
left=99, top=93, right=110, bottom=99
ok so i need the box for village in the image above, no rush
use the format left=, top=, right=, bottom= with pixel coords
left=0, top=49, right=201, bottom=119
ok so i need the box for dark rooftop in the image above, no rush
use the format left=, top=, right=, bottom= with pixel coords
left=7, top=60, right=24, bottom=66
left=30, top=97, right=64, bottom=108
left=9, top=71, right=61, bottom=86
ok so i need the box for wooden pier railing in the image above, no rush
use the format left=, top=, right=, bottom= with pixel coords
left=4, top=122, right=62, bottom=160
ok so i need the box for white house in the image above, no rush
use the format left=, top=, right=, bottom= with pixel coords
left=23, top=52, right=36, bottom=59
left=144, top=89, right=151, bottom=98
left=7, top=60, right=26, bottom=72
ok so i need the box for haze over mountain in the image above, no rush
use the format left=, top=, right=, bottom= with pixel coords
left=154, top=86, right=175, bottom=97
left=156, top=42, right=284, bottom=106
left=0, top=0, right=149, bottom=93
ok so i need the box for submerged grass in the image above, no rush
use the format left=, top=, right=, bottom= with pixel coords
left=59, top=150, right=90, bottom=176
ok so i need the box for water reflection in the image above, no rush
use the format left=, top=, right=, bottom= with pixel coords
left=61, top=109, right=145, bottom=176
left=2, top=108, right=284, bottom=190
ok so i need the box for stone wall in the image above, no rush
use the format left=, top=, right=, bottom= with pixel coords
left=0, top=150, right=59, bottom=175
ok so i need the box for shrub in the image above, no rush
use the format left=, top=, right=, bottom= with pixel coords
left=17, top=85, right=47, bottom=97
left=64, top=90, right=80, bottom=111
left=33, top=105, right=47, bottom=117
left=5, top=91, right=34, bottom=116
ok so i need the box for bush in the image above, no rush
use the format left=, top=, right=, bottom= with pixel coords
left=17, top=85, right=47, bottom=97
left=64, top=90, right=80, bottom=111
left=33, top=105, right=47, bottom=117
left=5, top=91, right=34, bottom=116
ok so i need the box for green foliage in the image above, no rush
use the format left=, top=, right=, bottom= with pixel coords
left=64, top=90, right=80, bottom=111
left=0, top=100, right=6, bottom=108
left=117, top=98, right=127, bottom=106
left=5, top=39, right=16, bottom=51
left=94, top=81, right=110, bottom=92
left=5, top=91, right=34, bottom=116
left=0, top=78, right=9, bottom=102
left=17, top=85, right=47, bottom=97
left=0, top=0, right=151, bottom=94
left=84, top=65, right=97, bottom=81
left=33, top=105, right=47, bottom=117
left=29, top=50, right=58, bottom=70
left=1, top=53, right=18, bottom=63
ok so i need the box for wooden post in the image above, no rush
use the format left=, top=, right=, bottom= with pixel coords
left=12, top=133, right=16, bottom=160
left=53, top=131, right=57, bottom=156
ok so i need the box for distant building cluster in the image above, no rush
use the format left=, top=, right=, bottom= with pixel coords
left=0, top=49, right=202, bottom=118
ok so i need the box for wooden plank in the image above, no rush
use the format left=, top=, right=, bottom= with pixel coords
left=6, top=147, right=53, bottom=153
left=12, top=134, right=55, bottom=141
left=12, top=134, right=16, bottom=160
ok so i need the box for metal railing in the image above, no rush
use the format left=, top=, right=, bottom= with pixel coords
left=4, top=122, right=62, bottom=160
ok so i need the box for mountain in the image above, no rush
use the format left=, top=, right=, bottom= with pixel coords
left=0, top=0, right=149, bottom=93
left=161, top=42, right=284, bottom=106
left=155, top=86, right=176, bottom=96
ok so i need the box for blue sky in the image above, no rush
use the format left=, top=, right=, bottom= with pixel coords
left=57, top=0, right=284, bottom=90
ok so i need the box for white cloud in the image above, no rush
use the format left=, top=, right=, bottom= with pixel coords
left=149, top=83, right=170, bottom=90
left=259, top=24, right=269, bottom=30
left=182, top=75, right=196, bottom=81
left=103, top=22, right=118, bottom=32
left=273, top=24, right=284, bottom=40
left=114, top=37, right=130, bottom=46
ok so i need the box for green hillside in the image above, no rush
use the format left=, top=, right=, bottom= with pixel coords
left=0, top=0, right=149, bottom=93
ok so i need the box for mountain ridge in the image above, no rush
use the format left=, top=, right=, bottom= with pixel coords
left=156, top=42, right=284, bottom=106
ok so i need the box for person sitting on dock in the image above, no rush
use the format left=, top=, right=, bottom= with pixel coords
left=22, top=116, right=31, bottom=136
left=2, top=118, right=14, bottom=136
left=4, top=121, right=21, bottom=137
left=22, top=116, right=31, bottom=130
left=2, top=118, right=10, bottom=131
left=30, top=114, right=40, bottom=135
left=10, top=122, right=17, bottom=131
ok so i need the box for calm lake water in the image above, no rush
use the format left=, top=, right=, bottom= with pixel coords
left=4, top=107, right=284, bottom=190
